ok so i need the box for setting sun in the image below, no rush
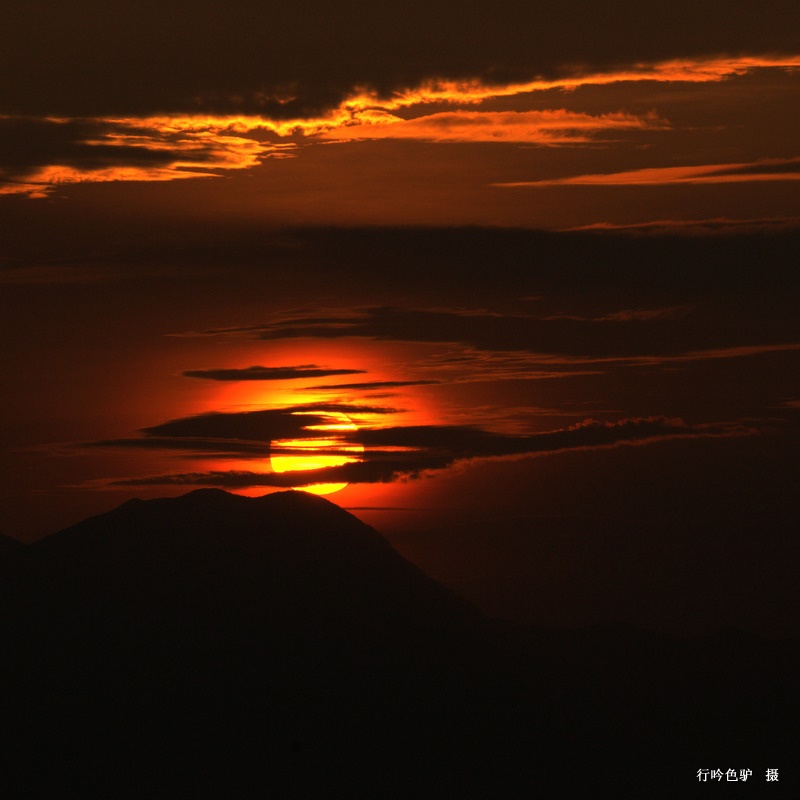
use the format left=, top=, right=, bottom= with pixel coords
left=269, top=410, right=364, bottom=494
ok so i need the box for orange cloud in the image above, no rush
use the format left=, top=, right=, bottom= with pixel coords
left=495, top=158, right=800, bottom=188
left=190, top=53, right=798, bottom=138
left=341, top=54, right=800, bottom=112
left=0, top=116, right=294, bottom=198
left=3, top=53, right=798, bottom=196
left=0, top=164, right=221, bottom=199
left=314, top=109, right=665, bottom=144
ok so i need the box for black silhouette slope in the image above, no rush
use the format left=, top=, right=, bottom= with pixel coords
left=1, top=490, right=521, bottom=798
left=0, top=531, right=22, bottom=559
left=21, top=488, right=478, bottom=631
left=2, top=490, right=798, bottom=798
left=0, top=532, right=22, bottom=549
left=0, top=533, right=23, bottom=559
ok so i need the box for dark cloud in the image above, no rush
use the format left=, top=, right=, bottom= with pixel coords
left=0, top=116, right=252, bottom=190
left=5, top=225, right=798, bottom=305
left=287, top=402, right=402, bottom=416
left=199, top=303, right=800, bottom=364
left=710, top=158, right=800, bottom=178
left=111, top=470, right=328, bottom=489
left=141, top=409, right=325, bottom=443
left=0, top=115, right=278, bottom=194
left=181, top=365, right=366, bottom=381
left=2, top=1, right=797, bottom=118
left=0, top=118, right=182, bottom=178
left=84, top=403, right=402, bottom=458
left=569, top=217, right=800, bottom=235
left=305, top=380, right=441, bottom=391
left=107, top=416, right=756, bottom=488
left=354, top=417, right=754, bottom=459
left=81, top=437, right=269, bottom=457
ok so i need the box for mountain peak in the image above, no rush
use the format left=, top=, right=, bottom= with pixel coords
left=26, top=488, right=479, bottom=631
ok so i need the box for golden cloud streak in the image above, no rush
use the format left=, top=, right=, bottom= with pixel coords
left=314, top=109, right=666, bottom=144
left=4, top=54, right=798, bottom=195
left=3, top=120, right=294, bottom=197
left=164, top=54, right=797, bottom=138
left=365, top=54, right=800, bottom=110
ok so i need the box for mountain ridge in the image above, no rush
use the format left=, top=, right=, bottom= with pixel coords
left=18, top=488, right=480, bottom=632
left=2, top=489, right=798, bottom=797
left=2, top=489, right=510, bottom=797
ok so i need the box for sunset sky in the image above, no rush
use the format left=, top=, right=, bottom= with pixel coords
left=2, top=1, right=799, bottom=635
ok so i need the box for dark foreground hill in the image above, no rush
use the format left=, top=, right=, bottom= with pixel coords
left=2, top=490, right=798, bottom=797
left=0, top=532, right=23, bottom=557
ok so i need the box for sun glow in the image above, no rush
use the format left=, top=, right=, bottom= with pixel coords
left=269, top=411, right=364, bottom=495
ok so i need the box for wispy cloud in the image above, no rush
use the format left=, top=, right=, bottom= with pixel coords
left=0, top=116, right=293, bottom=198
left=423, top=342, right=800, bottom=373
left=494, top=158, right=800, bottom=188
left=104, top=416, right=758, bottom=489
left=304, top=380, right=441, bottom=391
left=185, top=305, right=800, bottom=371
left=315, top=109, right=665, bottom=145
left=567, top=217, right=800, bottom=235
left=181, top=365, right=366, bottom=381
left=83, top=403, right=402, bottom=458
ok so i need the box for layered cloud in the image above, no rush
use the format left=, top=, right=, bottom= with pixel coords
left=82, top=403, right=400, bottom=460
left=314, top=109, right=666, bottom=144
left=0, top=116, right=292, bottom=198
left=333, top=55, right=800, bottom=114
left=0, top=107, right=661, bottom=196
left=187, top=304, right=800, bottom=369
left=102, top=415, right=756, bottom=489
left=305, top=380, right=441, bottom=391
left=78, top=330, right=766, bottom=490
left=2, top=52, right=798, bottom=196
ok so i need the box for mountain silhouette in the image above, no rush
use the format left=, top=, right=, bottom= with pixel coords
left=2, top=490, right=798, bottom=798
left=17, top=488, right=478, bottom=632
left=0, top=532, right=22, bottom=558
left=1, top=490, right=505, bottom=797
